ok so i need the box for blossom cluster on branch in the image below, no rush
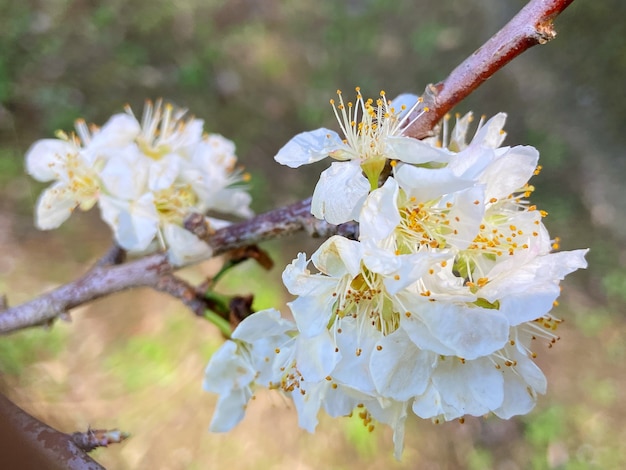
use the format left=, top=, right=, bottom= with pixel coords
left=203, top=89, right=588, bottom=458
left=26, top=100, right=252, bottom=265
left=8, top=1, right=581, bottom=465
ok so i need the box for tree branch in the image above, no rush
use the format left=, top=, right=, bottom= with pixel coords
left=404, top=0, right=575, bottom=139
left=0, top=199, right=356, bottom=334
left=0, top=0, right=575, bottom=335
left=0, top=392, right=109, bottom=469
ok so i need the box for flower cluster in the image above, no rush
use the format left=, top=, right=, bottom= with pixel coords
left=26, top=101, right=252, bottom=265
left=204, top=89, right=587, bottom=458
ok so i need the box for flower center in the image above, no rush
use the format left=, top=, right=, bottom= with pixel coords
left=129, top=100, right=190, bottom=161
left=331, top=268, right=400, bottom=337
left=61, top=153, right=101, bottom=210
left=397, top=197, right=456, bottom=251
left=153, top=184, right=198, bottom=224
left=329, top=88, right=413, bottom=189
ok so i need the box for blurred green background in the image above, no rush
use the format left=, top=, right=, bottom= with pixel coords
left=1, top=0, right=625, bottom=468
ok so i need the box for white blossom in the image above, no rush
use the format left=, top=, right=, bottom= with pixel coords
left=199, top=92, right=588, bottom=458
left=203, top=308, right=296, bottom=432
left=27, top=100, right=253, bottom=265
left=274, top=89, right=450, bottom=224
left=25, top=115, right=135, bottom=229
left=259, top=106, right=588, bottom=457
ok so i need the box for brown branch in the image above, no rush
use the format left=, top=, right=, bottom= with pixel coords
left=404, top=0, right=575, bottom=139
left=0, top=392, right=107, bottom=469
left=0, top=0, right=575, bottom=335
left=154, top=274, right=207, bottom=316
left=186, top=198, right=359, bottom=246
left=0, top=199, right=355, bottom=334
left=0, top=253, right=172, bottom=334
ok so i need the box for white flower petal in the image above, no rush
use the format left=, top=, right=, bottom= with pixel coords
left=148, top=154, right=181, bottom=191
left=412, top=383, right=446, bottom=420
left=35, top=182, right=77, bottom=229
left=442, top=186, right=485, bottom=250
left=311, top=161, right=370, bottom=224
left=100, top=149, right=149, bottom=199
left=99, top=193, right=158, bottom=251
left=365, top=399, right=408, bottom=461
left=394, top=163, right=473, bottom=202
left=371, top=329, right=433, bottom=401
left=290, top=380, right=327, bottom=432
left=164, top=223, right=212, bottom=265
left=494, top=352, right=546, bottom=419
left=89, top=113, right=140, bottom=149
left=408, top=302, right=510, bottom=359
left=203, top=341, right=255, bottom=395
left=25, top=139, right=78, bottom=182
left=296, top=332, right=339, bottom=382
left=282, top=253, right=340, bottom=297
left=289, top=295, right=335, bottom=338
left=359, top=177, right=400, bottom=243
left=479, top=145, right=539, bottom=199
left=386, top=135, right=452, bottom=164
left=232, top=308, right=295, bottom=342
left=399, top=306, right=458, bottom=357
left=331, top=319, right=377, bottom=394
left=209, top=389, right=253, bottom=432
left=274, top=128, right=346, bottom=168
left=311, top=235, right=363, bottom=278
left=481, top=249, right=588, bottom=325
left=433, top=356, right=504, bottom=417
left=471, top=112, right=507, bottom=148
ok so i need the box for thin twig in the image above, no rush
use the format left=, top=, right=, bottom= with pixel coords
left=0, top=201, right=354, bottom=334
left=154, top=274, right=207, bottom=316
left=71, top=428, right=130, bottom=453
left=403, top=0, right=575, bottom=139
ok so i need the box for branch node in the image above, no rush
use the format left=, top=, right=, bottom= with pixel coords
left=70, top=428, right=130, bottom=452
left=184, top=213, right=214, bottom=240
left=59, top=312, right=72, bottom=323
left=536, top=20, right=557, bottom=44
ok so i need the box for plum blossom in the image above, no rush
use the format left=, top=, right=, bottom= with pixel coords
left=25, top=116, right=136, bottom=229
left=203, top=308, right=297, bottom=432
left=274, top=88, right=450, bottom=224
left=205, top=97, right=587, bottom=459
left=26, top=100, right=252, bottom=265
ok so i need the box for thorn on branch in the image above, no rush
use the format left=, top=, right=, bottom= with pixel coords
left=70, top=428, right=130, bottom=453
left=0, top=294, right=7, bottom=311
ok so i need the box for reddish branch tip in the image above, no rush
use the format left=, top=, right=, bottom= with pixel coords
left=404, top=0, right=574, bottom=139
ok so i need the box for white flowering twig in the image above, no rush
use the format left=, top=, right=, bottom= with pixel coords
left=0, top=0, right=580, bottom=466
left=0, top=0, right=575, bottom=338
left=0, top=198, right=357, bottom=334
